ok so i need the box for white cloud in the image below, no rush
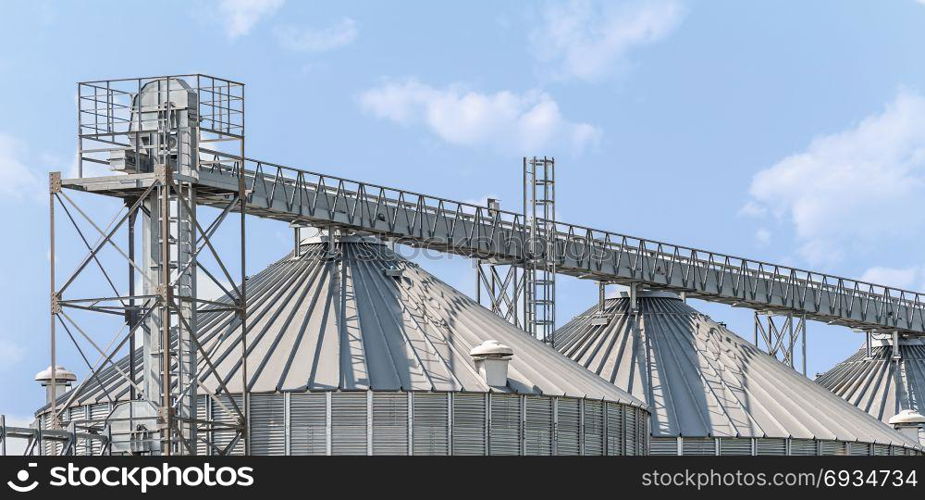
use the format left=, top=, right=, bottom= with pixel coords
left=860, top=266, right=923, bottom=290
left=218, top=0, right=285, bottom=38
left=754, top=228, right=771, bottom=246
left=0, top=133, right=43, bottom=201
left=744, top=90, right=925, bottom=264
left=275, top=18, right=358, bottom=52
left=530, top=0, right=684, bottom=82
left=358, top=80, right=601, bottom=154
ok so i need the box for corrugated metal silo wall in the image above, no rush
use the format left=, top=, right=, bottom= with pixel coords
left=50, top=391, right=651, bottom=456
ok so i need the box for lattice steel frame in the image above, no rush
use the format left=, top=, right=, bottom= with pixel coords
left=475, top=259, right=526, bottom=330
left=45, top=75, right=249, bottom=456
left=754, top=311, right=807, bottom=375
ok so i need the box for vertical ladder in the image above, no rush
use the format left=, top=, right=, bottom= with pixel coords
left=524, top=157, right=557, bottom=345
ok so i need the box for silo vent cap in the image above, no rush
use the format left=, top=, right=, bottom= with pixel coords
left=34, top=365, right=77, bottom=383
left=470, top=341, right=513, bottom=387
left=469, top=340, right=513, bottom=359
left=888, top=409, right=925, bottom=426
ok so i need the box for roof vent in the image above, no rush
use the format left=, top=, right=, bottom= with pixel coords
left=469, top=340, right=513, bottom=387
left=384, top=268, right=402, bottom=278
left=35, top=365, right=77, bottom=404
left=888, top=409, right=925, bottom=444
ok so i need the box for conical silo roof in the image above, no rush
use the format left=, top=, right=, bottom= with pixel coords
left=553, top=291, right=921, bottom=450
left=62, top=236, right=644, bottom=408
left=816, top=336, right=925, bottom=425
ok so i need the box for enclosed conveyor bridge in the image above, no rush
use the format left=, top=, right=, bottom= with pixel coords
left=62, top=149, right=925, bottom=336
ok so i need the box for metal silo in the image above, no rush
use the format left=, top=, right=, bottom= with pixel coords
left=553, top=290, right=923, bottom=456
left=816, top=335, right=925, bottom=445
left=35, top=235, right=649, bottom=456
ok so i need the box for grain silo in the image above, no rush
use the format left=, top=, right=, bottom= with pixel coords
left=36, top=235, right=649, bottom=456
left=553, top=290, right=923, bottom=456
left=816, top=335, right=925, bottom=445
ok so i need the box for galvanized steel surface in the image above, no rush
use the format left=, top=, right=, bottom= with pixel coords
left=646, top=436, right=917, bottom=456
left=53, top=238, right=644, bottom=408
left=46, top=392, right=649, bottom=456
left=553, top=293, right=922, bottom=451
left=816, top=339, right=924, bottom=424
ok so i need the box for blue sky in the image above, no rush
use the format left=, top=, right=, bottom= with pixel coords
left=2, top=0, right=925, bottom=424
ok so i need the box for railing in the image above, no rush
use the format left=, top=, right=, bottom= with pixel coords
left=186, top=149, right=925, bottom=333
left=0, top=415, right=110, bottom=456
left=77, top=75, right=244, bottom=177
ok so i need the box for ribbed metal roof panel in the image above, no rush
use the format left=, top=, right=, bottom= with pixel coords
left=58, top=238, right=643, bottom=408
left=554, top=293, right=921, bottom=448
left=816, top=340, right=925, bottom=423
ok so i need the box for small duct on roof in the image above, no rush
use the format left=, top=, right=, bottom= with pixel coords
left=816, top=335, right=925, bottom=445
left=553, top=290, right=923, bottom=456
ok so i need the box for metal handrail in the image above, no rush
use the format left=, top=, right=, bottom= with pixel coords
left=194, top=149, right=925, bottom=321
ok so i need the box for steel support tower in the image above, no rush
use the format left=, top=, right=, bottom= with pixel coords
left=475, top=197, right=526, bottom=330
left=49, top=75, right=249, bottom=455
left=475, top=158, right=558, bottom=343
left=475, top=257, right=526, bottom=330
left=754, top=311, right=807, bottom=375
